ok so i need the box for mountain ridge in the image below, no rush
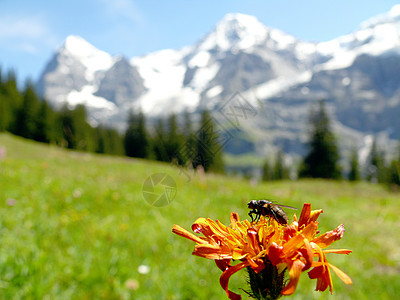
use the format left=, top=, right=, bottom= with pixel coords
left=36, top=7, right=400, bottom=164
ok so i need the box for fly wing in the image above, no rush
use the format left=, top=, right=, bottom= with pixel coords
left=257, top=199, right=297, bottom=210
left=275, top=204, right=297, bottom=210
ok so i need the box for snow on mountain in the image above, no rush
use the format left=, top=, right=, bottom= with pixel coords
left=250, top=71, right=313, bottom=100
left=126, top=13, right=313, bottom=115
left=131, top=48, right=190, bottom=90
left=61, top=35, right=113, bottom=81
left=130, top=47, right=201, bottom=115
left=66, top=86, right=116, bottom=109
left=36, top=7, right=400, bottom=163
left=197, top=13, right=270, bottom=52
left=37, top=35, right=116, bottom=113
left=196, top=13, right=317, bottom=65
left=360, top=4, right=400, bottom=29
left=317, top=5, right=400, bottom=71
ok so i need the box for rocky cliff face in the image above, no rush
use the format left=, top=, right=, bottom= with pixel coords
left=94, top=56, right=146, bottom=106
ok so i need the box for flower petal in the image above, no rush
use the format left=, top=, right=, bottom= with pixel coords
left=215, top=259, right=231, bottom=271
left=328, top=263, right=352, bottom=285
left=191, top=218, right=212, bottom=234
left=281, top=259, right=305, bottom=295
left=268, top=242, right=284, bottom=265
left=247, top=228, right=261, bottom=253
left=283, top=224, right=298, bottom=241
left=283, top=222, right=318, bottom=258
left=299, top=238, right=313, bottom=271
left=309, top=209, right=323, bottom=223
left=220, top=262, right=249, bottom=300
left=298, top=203, right=311, bottom=228
left=230, top=212, right=240, bottom=228
left=309, top=265, right=332, bottom=293
left=172, top=225, right=207, bottom=244
left=309, top=247, right=334, bottom=294
left=298, top=203, right=323, bottom=229
left=312, top=224, right=345, bottom=248
left=193, top=244, right=232, bottom=260
left=323, top=249, right=352, bottom=255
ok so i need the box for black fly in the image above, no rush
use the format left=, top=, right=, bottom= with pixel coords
left=247, top=200, right=297, bottom=225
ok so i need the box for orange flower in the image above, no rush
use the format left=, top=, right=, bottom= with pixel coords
left=172, top=203, right=352, bottom=299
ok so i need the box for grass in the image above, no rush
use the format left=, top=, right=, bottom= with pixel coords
left=0, top=132, right=399, bottom=299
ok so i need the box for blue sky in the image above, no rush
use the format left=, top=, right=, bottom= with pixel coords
left=1, top=0, right=399, bottom=83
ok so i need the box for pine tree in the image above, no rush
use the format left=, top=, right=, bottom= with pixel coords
left=349, top=146, right=361, bottom=181
left=33, top=100, right=54, bottom=143
left=152, top=118, right=169, bottom=162
left=124, top=110, right=149, bottom=158
left=165, top=113, right=183, bottom=163
left=273, top=149, right=289, bottom=180
left=388, top=159, right=400, bottom=188
left=106, top=128, right=124, bottom=155
left=3, top=70, right=22, bottom=132
left=367, top=137, right=387, bottom=183
left=59, top=105, right=76, bottom=149
left=13, top=81, right=39, bottom=138
left=0, top=69, right=12, bottom=131
left=182, top=110, right=193, bottom=139
left=261, top=158, right=273, bottom=181
left=58, top=104, right=95, bottom=150
left=193, top=110, right=224, bottom=173
left=95, top=126, right=124, bottom=155
left=298, top=100, right=341, bottom=179
left=0, top=83, right=11, bottom=131
left=179, top=110, right=195, bottom=166
left=52, top=110, right=66, bottom=146
left=96, top=126, right=106, bottom=154
left=74, top=105, right=96, bottom=151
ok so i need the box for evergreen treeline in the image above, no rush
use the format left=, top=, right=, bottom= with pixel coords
left=1, top=68, right=399, bottom=187
left=261, top=99, right=400, bottom=189
left=364, top=137, right=400, bottom=189
left=0, top=69, right=225, bottom=172
left=262, top=149, right=290, bottom=181
left=129, top=109, right=225, bottom=173
left=0, top=70, right=124, bottom=156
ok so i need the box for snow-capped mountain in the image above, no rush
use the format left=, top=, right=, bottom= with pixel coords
left=36, top=35, right=119, bottom=122
left=37, top=6, right=400, bottom=165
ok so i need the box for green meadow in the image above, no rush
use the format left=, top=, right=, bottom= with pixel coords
left=0, top=133, right=399, bottom=299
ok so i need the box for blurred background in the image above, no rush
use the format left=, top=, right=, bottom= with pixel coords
left=0, top=0, right=399, bottom=299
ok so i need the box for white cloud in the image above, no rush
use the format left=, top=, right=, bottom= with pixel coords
left=19, top=43, right=39, bottom=54
left=0, top=14, right=46, bottom=40
left=0, top=14, right=57, bottom=53
left=97, top=0, right=145, bottom=23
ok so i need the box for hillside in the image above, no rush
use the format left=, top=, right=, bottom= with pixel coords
left=0, top=133, right=399, bottom=299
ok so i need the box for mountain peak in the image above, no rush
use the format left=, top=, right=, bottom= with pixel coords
left=389, top=4, right=400, bottom=17
left=197, top=13, right=269, bottom=52
left=60, top=35, right=113, bottom=73
left=218, top=12, right=264, bottom=27
left=197, top=13, right=300, bottom=53
left=215, top=13, right=268, bottom=41
left=62, top=35, right=98, bottom=56
left=360, top=4, right=400, bottom=29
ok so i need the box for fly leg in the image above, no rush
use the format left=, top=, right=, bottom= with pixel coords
left=248, top=210, right=255, bottom=222
left=248, top=209, right=260, bottom=223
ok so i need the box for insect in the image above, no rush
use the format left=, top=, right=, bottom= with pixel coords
left=247, top=200, right=297, bottom=225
